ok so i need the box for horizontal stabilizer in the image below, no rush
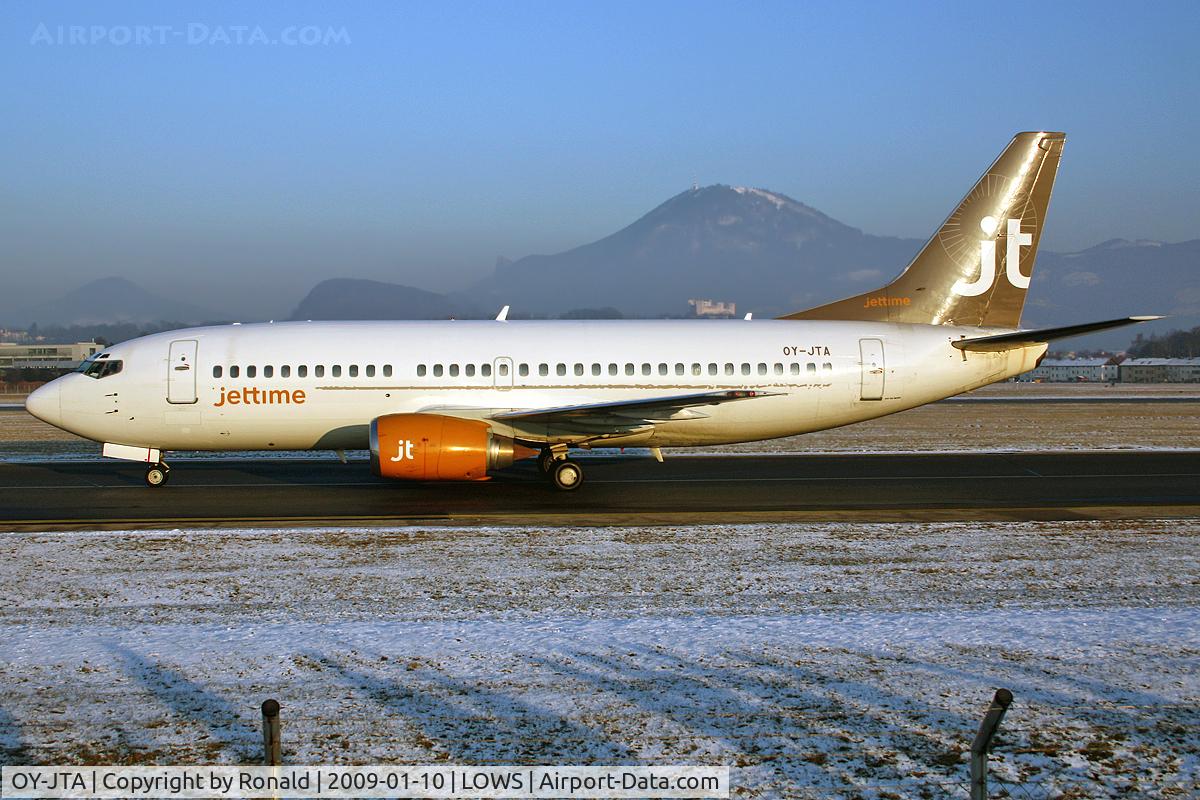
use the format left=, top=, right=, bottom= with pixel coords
left=952, top=316, right=1163, bottom=352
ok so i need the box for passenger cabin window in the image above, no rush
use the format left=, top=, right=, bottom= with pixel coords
left=574, top=363, right=584, bottom=377
left=807, top=363, right=817, bottom=374
left=481, top=363, right=492, bottom=377
left=625, top=363, right=635, bottom=376
left=822, top=362, right=833, bottom=372
left=539, top=364, right=549, bottom=377
left=556, top=363, right=566, bottom=377
left=247, top=366, right=257, bottom=378
left=449, top=364, right=459, bottom=377
left=498, top=362, right=509, bottom=377
left=592, top=363, right=601, bottom=376
left=774, top=363, right=784, bottom=375
left=692, top=363, right=702, bottom=376
left=315, top=365, right=325, bottom=378
left=790, top=363, right=800, bottom=375
left=465, top=364, right=475, bottom=377
left=213, top=366, right=222, bottom=378
left=609, top=364, right=618, bottom=376
left=757, top=363, right=767, bottom=375
left=383, top=365, right=393, bottom=377
left=519, top=364, right=529, bottom=377
left=298, top=365, right=308, bottom=378
left=281, top=365, right=291, bottom=378
left=264, top=366, right=274, bottom=378
left=675, top=363, right=685, bottom=376
left=332, top=365, right=342, bottom=378
left=741, top=363, right=751, bottom=375
left=709, top=363, right=718, bottom=376
left=433, top=365, right=443, bottom=377
left=417, top=364, right=427, bottom=377
left=641, top=363, right=651, bottom=376
left=230, top=366, right=241, bottom=378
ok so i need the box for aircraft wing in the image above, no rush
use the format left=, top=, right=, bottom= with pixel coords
left=489, top=389, right=781, bottom=425
left=952, top=316, right=1162, bottom=352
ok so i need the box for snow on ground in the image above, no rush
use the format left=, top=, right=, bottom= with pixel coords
left=1, top=521, right=1198, bottom=798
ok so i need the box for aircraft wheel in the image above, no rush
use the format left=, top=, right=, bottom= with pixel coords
left=537, top=448, right=557, bottom=474
left=550, top=459, right=584, bottom=491
left=145, top=464, right=170, bottom=487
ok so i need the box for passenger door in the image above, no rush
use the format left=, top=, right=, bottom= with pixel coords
left=859, top=338, right=885, bottom=401
left=167, top=339, right=198, bottom=404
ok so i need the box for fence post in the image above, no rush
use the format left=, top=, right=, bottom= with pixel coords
left=261, top=699, right=282, bottom=766
left=970, top=688, right=1013, bottom=800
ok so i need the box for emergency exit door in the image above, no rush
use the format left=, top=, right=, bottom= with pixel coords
left=167, top=339, right=198, bottom=404
left=859, top=338, right=885, bottom=401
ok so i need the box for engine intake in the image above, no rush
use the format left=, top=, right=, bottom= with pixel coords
left=369, top=413, right=534, bottom=481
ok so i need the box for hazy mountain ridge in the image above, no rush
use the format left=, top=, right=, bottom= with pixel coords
left=466, top=185, right=923, bottom=317
left=1028, top=239, right=1200, bottom=347
left=289, top=278, right=470, bottom=321
left=11, top=189, right=1196, bottom=352
left=6, top=277, right=214, bottom=328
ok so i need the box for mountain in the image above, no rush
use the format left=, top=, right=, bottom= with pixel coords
left=1029, top=239, right=1200, bottom=348
left=464, top=185, right=922, bottom=317
left=459, top=185, right=1192, bottom=348
left=13, top=277, right=214, bottom=327
left=290, top=278, right=469, bottom=320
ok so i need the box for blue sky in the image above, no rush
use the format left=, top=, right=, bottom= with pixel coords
left=1, top=0, right=1197, bottom=316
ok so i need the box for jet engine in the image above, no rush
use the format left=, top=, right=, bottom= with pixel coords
left=369, top=413, right=535, bottom=481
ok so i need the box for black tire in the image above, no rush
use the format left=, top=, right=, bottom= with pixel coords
left=537, top=449, right=556, bottom=475
left=550, top=459, right=584, bottom=491
left=145, top=464, right=169, bottom=487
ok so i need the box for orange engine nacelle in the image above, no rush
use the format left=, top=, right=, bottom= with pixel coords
left=370, top=413, right=535, bottom=481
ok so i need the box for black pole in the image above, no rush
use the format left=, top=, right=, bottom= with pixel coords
left=261, top=699, right=281, bottom=767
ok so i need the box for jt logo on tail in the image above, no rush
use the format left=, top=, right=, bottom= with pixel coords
left=952, top=217, right=1033, bottom=297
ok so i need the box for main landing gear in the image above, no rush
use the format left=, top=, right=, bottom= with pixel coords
left=144, top=462, right=171, bottom=487
left=538, top=447, right=584, bottom=491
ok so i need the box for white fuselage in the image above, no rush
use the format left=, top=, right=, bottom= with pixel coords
left=30, top=319, right=1045, bottom=453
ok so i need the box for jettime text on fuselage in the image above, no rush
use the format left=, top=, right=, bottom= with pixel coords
left=213, top=386, right=306, bottom=407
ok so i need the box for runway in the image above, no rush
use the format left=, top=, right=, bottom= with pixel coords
left=2, top=451, right=1198, bottom=530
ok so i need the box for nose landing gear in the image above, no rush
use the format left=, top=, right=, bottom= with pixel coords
left=144, top=463, right=171, bottom=487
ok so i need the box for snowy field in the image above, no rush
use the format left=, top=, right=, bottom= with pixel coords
left=1, top=521, right=1197, bottom=798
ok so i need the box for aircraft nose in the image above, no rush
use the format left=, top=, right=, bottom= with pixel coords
left=25, top=381, right=62, bottom=427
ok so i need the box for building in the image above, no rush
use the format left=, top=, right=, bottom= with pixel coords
left=688, top=298, right=737, bottom=318
left=1119, top=358, right=1200, bottom=383
left=1167, top=358, right=1200, bottom=382
left=1022, top=358, right=1118, bottom=383
left=0, top=342, right=101, bottom=371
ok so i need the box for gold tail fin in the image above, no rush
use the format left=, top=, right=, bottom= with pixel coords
left=781, top=131, right=1065, bottom=328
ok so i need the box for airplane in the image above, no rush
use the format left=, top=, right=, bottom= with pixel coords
left=25, top=131, right=1160, bottom=490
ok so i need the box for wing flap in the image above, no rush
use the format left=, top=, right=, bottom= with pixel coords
left=490, top=389, right=781, bottom=424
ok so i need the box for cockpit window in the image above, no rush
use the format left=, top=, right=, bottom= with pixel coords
left=81, top=359, right=123, bottom=379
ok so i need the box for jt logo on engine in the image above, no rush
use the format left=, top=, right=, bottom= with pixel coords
left=391, top=440, right=415, bottom=461
left=952, top=216, right=1033, bottom=297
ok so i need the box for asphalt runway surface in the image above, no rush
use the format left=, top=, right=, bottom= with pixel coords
left=2, top=451, right=1199, bottom=530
